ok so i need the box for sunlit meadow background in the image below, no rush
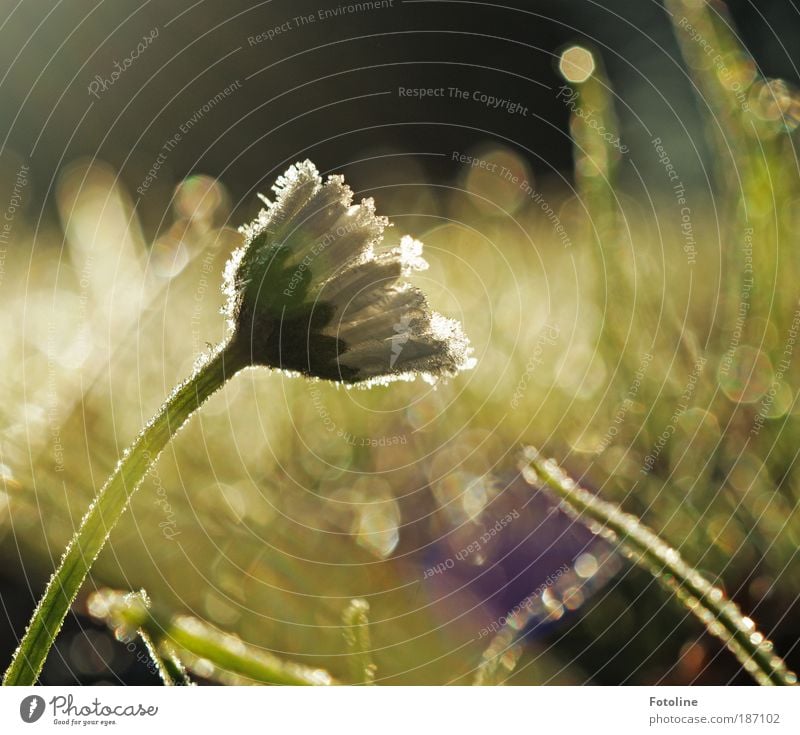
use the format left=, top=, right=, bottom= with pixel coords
left=2, top=1, right=800, bottom=684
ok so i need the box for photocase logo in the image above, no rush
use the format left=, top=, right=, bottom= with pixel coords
left=19, top=695, right=45, bottom=724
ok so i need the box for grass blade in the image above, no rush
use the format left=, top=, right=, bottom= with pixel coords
left=90, top=589, right=337, bottom=686
left=2, top=345, right=245, bottom=685
left=342, top=598, right=376, bottom=685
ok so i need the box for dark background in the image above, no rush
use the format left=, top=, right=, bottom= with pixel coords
left=1, top=0, right=799, bottom=235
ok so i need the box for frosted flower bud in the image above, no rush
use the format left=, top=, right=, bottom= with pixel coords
left=223, top=160, right=475, bottom=385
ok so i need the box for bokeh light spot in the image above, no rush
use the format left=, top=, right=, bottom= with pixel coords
left=559, top=46, right=595, bottom=83
left=718, top=346, right=773, bottom=403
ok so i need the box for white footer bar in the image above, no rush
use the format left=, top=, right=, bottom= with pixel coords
left=1, top=685, right=796, bottom=733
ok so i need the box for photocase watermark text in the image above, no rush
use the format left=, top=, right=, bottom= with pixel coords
left=137, top=80, right=243, bottom=196
left=452, top=151, right=571, bottom=246
left=0, top=163, right=29, bottom=289
left=477, top=564, right=570, bottom=638
left=596, top=352, right=653, bottom=452
left=641, top=355, right=707, bottom=474
left=678, top=17, right=750, bottom=112
left=719, top=227, right=754, bottom=377
left=752, top=299, right=800, bottom=435
left=142, top=450, right=180, bottom=539
left=556, top=85, right=629, bottom=153
left=423, top=509, right=520, bottom=579
left=400, top=87, right=529, bottom=116
left=247, top=1, right=395, bottom=45
left=652, top=137, right=697, bottom=265
left=88, top=28, right=159, bottom=99
left=309, top=385, right=407, bottom=447
left=511, top=322, right=560, bottom=409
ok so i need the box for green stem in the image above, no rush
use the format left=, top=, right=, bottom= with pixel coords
left=522, top=447, right=797, bottom=686
left=155, top=643, right=194, bottom=686
left=88, top=588, right=336, bottom=685
left=137, top=629, right=177, bottom=686
left=160, top=615, right=335, bottom=685
left=3, top=343, right=247, bottom=685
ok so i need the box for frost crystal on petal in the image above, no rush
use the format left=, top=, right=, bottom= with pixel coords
left=222, top=160, right=475, bottom=385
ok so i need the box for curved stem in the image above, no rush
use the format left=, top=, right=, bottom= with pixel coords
left=522, top=447, right=797, bottom=687
left=3, top=343, right=247, bottom=685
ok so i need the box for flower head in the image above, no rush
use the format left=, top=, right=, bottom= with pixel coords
left=223, top=160, right=475, bottom=385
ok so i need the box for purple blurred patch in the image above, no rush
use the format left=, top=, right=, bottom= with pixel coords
left=420, top=470, right=617, bottom=640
